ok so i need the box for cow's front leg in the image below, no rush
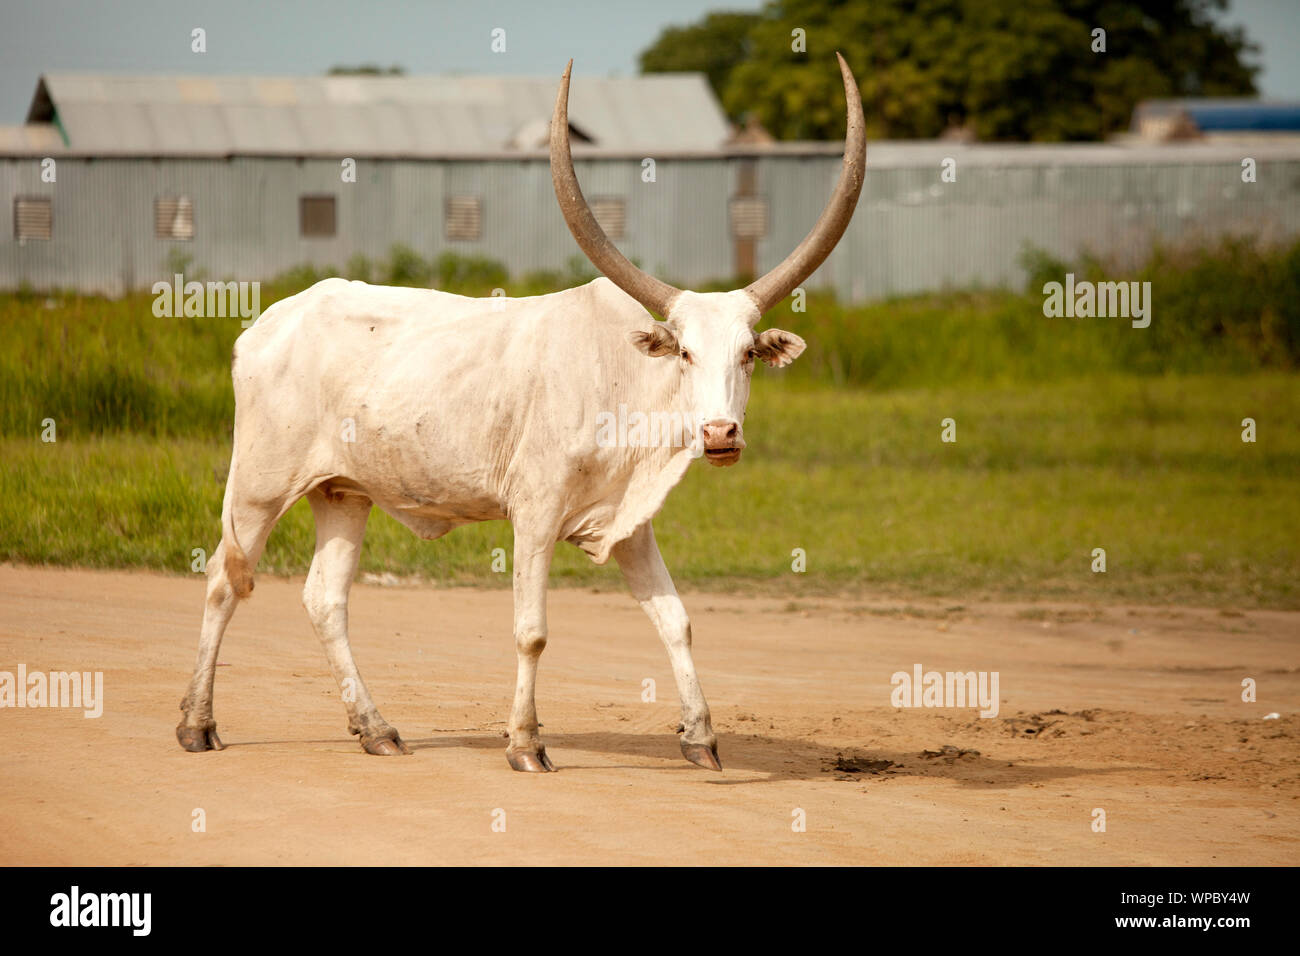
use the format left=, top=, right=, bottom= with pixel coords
left=613, top=523, right=720, bottom=771
left=506, top=526, right=557, bottom=772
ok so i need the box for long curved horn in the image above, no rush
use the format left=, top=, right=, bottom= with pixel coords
left=744, top=52, right=866, bottom=315
left=551, top=60, right=683, bottom=318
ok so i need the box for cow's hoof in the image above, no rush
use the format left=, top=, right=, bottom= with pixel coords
left=362, top=733, right=411, bottom=756
left=176, top=722, right=224, bottom=752
left=681, top=740, right=722, bottom=771
left=507, top=746, right=556, bottom=773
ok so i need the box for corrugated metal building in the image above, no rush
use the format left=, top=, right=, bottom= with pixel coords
left=3, top=73, right=1299, bottom=301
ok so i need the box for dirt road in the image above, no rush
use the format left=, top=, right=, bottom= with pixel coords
left=1, top=565, right=1296, bottom=865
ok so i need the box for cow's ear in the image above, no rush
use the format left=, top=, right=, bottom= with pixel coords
left=630, top=324, right=679, bottom=358
left=754, top=329, right=806, bottom=368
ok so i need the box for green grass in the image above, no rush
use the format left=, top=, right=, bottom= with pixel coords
left=3, top=374, right=1296, bottom=606
left=2, top=238, right=1297, bottom=606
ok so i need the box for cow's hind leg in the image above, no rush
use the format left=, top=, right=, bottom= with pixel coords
left=303, top=488, right=409, bottom=756
left=613, top=522, right=720, bottom=771
left=505, top=525, right=558, bottom=772
left=177, top=498, right=282, bottom=752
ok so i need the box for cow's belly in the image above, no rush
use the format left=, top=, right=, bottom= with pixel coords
left=317, top=473, right=507, bottom=541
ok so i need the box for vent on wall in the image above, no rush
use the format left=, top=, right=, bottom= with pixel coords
left=591, top=197, right=626, bottom=240
left=300, top=195, right=337, bottom=237
left=14, top=197, right=52, bottom=240
left=729, top=196, right=768, bottom=240
left=155, top=197, right=195, bottom=240
left=445, top=196, right=482, bottom=241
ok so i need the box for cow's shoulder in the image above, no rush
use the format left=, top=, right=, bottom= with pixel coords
left=569, top=276, right=654, bottom=327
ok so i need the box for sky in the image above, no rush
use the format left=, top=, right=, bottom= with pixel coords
left=0, top=0, right=1295, bottom=125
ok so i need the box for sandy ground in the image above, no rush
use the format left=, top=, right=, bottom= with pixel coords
left=0, top=564, right=1296, bottom=866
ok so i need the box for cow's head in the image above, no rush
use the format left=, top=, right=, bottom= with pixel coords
left=551, top=54, right=865, bottom=467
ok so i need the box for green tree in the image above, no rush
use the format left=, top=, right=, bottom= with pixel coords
left=639, top=0, right=1258, bottom=141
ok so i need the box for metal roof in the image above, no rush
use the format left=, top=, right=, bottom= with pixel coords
left=8, top=75, right=1300, bottom=164
left=21, top=72, right=732, bottom=157
left=0, top=123, right=64, bottom=152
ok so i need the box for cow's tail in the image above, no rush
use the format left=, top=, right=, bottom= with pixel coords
left=221, top=456, right=255, bottom=599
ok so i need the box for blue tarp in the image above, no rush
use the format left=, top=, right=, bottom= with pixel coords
left=1185, top=103, right=1300, bottom=132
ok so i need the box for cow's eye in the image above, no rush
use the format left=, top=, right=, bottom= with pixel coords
left=680, top=349, right=691, bottom=363
left=744, top=349, right=757, bottom=363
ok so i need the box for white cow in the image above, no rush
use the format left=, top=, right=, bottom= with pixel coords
left=178, top=54, right=866, bottom=772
